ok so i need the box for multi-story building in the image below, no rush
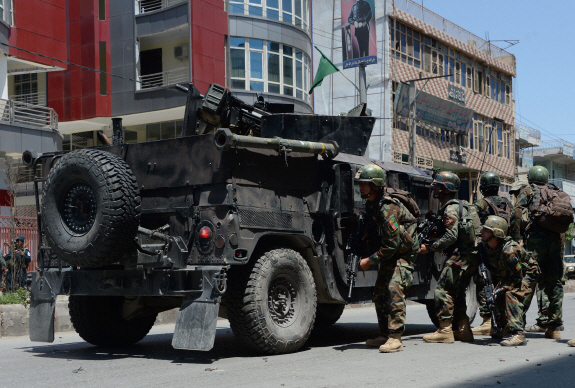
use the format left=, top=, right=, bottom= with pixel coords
left=311, top=0, right=518, bottom=202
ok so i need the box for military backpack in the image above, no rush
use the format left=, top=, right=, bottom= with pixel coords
left=443, top=199, right=482, bottom=244
left=529, top=183, right=573, bottom=233
left=386, top=187, right=422, bottom=220
left=482, top=196, right=512, bottom=224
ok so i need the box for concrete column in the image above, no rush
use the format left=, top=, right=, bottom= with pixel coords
left=0, top=53, right=8, bottom=100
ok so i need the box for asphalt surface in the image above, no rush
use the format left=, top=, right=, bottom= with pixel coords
left=2, top=296, right=575, bottom=388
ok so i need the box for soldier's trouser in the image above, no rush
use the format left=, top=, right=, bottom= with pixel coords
left=523, top=229, right=564, bottom=328
left=476, top=276, right=490, bottom=318
left=373, top=261, right=413, bottom=335
left=434, top=258, right=477, bottom=322
left=496, top=282, right=528, bottom=333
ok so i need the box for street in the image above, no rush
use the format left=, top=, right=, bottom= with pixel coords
left=1, top=296, right=575, bottom=387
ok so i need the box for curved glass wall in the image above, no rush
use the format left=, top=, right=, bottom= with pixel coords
left=230, top=37, right=311, bottom=104
left=229, top=0, right=310, bottom=33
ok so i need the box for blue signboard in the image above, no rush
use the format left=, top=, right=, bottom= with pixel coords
left=394, top=84, right=474, bottom=135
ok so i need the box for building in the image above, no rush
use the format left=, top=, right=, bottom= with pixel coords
left=311, top=0, right=518, bottom=203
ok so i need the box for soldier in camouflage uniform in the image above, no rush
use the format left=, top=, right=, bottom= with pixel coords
left=421, top=171, right=478, bottom=344
left=472, top=171, right=521, bottom=335
left=356, top=164, right=419, bottom=353
left=478, top=216, right=532, bottom=346
left=514, top=166, right=565, bottom=339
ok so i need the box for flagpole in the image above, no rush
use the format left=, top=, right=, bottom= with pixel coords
left=339, top=70, right=360, bottom=92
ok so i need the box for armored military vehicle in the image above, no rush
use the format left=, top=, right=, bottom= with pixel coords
left=24, top=83, right=476, bottom=354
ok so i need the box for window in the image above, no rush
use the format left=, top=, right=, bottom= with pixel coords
left=230, top=0, right=310, bottom=32
left=99, top=0, right=105, bottom=20
left=229, top=38, right=311, bottom=103
left=99, top=42, right=107, bottom=95
left=391, top=20, right=422, bottom=69
left=14, top=73, right=38, bottom=98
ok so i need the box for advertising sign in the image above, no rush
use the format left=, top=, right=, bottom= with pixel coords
left=522, top=155, right=533, bottom=169
left=394, top=84, right=474, bottom=135
left=341, top=0, right=377, bottom=69
left=449, top=150, right=466, bottom=164
left=517, top=125, right=529, bottom=141
left=448, top=85, right=466, bottom=105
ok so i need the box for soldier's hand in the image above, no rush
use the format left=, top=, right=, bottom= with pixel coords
left=419, top=244, right=429, bottom=254
left=353, top=21, right=359, bottom=28
left=359, top=258, right=372, bottom=271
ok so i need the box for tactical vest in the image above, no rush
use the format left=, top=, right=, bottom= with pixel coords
left=529, top=183, right=573, bottom=233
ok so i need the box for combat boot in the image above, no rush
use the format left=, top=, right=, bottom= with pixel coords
left=379, top=334, right=403, bottom=353
left=525, top=323, right=544, bottom=332
left=453, top=318, right=474, bottom=342
left=500, top=331, right=527, bottom=346
left=471, top=316, right=492, bottom=336
left=366, top=335, right=389, bottom=347
left=567, top=339, right=575, bottom=347
left=423, top=319, right=454, bottom=343
left=545, top=327, right=561, bottom=339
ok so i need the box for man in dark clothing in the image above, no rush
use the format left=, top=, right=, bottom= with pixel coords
left=5, top=236, right=31, bottom=290
left=348, top=0, right=372, bottom=57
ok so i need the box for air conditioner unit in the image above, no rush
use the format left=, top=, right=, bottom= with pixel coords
left=174, top=45, right=189, bottom=60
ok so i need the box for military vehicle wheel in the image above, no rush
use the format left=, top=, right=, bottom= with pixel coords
left=425, top=278, right=478, bottom=328
left=69, top=296, right=157, bottom=346
left=42, top=149, right=141, bottom=268
left=314, top=303, right=345, bottom=328
left=227, top=248, right=317, bottom=354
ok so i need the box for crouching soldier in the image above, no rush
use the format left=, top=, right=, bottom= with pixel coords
left=478, top=216, right=533, bottom=346
left=355, top=164, right=419, bottom=353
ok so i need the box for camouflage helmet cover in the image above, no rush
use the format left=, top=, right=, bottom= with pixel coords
left=528, top=165, right=549, bottom=185
left=482, top=215, right=508, bottom=238
left=510, top=181, right=527, bottom=194
left=479, top=171, right=501, bottom=191
left=432, top=171, right=460, bottom=192
left=354, top=164, right=386, bottom=187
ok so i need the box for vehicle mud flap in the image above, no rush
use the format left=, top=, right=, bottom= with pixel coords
left=29, top=271, right=64, bottom=343
left=172, top=269, right=224, bottom=351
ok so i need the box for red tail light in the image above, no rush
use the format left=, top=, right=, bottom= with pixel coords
left=199, top=226, right=211, bottom=239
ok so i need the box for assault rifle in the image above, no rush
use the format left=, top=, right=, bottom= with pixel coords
left=477, top=242, right=502, bottom=335
left=346, top=213, right=365, bottom=299
left=416, top=213, right=440, bottom=246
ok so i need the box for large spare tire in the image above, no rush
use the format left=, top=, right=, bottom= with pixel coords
left=42, top=149, right=140, bottom=267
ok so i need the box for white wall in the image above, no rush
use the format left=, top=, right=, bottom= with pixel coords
left=311, top=0, right=392, bottom=161
left=0, top=54, right=8, bottom=100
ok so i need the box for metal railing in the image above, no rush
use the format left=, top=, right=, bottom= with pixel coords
left=9, top=91, right=47, bottom=106
left=394, top=0, right=514, bottom=60
left=532, top=139, right=575, bottom=156
left=0, top=99, right=58, bottom=130
left=137, top=0, right=186, bottom=14
left=140, top=67, right=189, bottom=89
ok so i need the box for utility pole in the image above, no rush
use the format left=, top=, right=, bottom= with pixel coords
left=358, top=62, right=367, bottom=105
left=408, top=80, right=417, bottom=166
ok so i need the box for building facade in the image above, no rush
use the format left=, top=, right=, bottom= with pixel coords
left=311, top=0, right=518, bottom=203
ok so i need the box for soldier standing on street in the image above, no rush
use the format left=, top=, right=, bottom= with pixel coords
left=478, top=216, right=532, bottom=346
left=421, top=171, right=478, bottom=344
left=5, top=236, right=31, bottom=290
left=472, top=171, right=520, bottom=336
left=355, top=164, right=419, bottom=353
left=515, top=166, right=566, bottom=340
left=347, top=0, right=372, bottom=58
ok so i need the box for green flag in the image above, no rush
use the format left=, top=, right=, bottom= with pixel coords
left=309, top=46, right=340, bottom=94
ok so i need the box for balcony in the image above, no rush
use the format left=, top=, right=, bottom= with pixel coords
left=531, top=139, right=575, bottom=164
left=0, top=99, right=58, bottom=130
left=516, top=124, right=541, bottom=149
left=137, top=0, right=186, bottom=14
left=139, top=66, right=189, bottom=90
left=8, top=91, right=47, bottom=106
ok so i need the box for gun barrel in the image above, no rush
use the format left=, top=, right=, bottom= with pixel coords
left=214, top=128, right=339, bottom=159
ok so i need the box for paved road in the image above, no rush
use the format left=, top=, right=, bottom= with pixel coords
left=2, top=296, right=575, bottom=388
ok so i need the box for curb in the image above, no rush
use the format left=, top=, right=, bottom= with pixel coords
left=2, top=281, right=575, bottom=338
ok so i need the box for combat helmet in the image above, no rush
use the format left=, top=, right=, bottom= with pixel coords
left=355, top=164, right=386, bottom=187
left=482, top=215, right=508, bottom=238
left=432, top=171, right=460, bottom=192
left=527, top=166, right=549, bottom=185
left=479, top=171, right=501, bottom=194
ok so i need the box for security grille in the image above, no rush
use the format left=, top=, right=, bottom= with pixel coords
left=239, top=208, right=293, bottom=230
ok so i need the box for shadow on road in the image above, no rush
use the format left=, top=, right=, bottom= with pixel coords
left=21, top=321, right=440, bottom=363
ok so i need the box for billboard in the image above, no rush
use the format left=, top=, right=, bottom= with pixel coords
left=341, top=0, right=377, bottom=69
left=394, top=84, right=474, bottom=135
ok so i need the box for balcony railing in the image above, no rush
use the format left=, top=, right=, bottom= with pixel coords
left=516, top=124, right=541, bottom=148
left=137, top=0, right=186, bottom=14
left=9, top=91, right=47, bottom=106
left=140, top=67, right=189, bottom=89
left=532, top=139, right=575, bottom=158
left=0, top=99, right=58, bottom=130
left=394, top=0, right=514, bottom=60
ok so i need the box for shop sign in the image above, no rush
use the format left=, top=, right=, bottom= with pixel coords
left=449, top=150, right=466, bottom=164
left=394, top=84, right=474, bottom=135
left=522, top=155, right=533, bottom=169
left=517, top=125, right=529, bottom=141
left=448, top=85, right=466, bottom=105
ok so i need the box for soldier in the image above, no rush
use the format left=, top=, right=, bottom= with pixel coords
left=347, top=0, right=372, bottom=58
left=472, top=171, right=520, bottom=336
left=478, top=216, right=530, bottom=346
left=5, top=236, right=31, bottom=290
left=421, top=171, right=478, bottom=343
left=355, top=164, right=419, bottom=353
left=515, top=166, right=565, bottom=340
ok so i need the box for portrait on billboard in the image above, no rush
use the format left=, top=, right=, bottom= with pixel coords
left=341, top=0, right=377, bottom=69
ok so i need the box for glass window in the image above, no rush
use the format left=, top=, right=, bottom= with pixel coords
left=283, top=56, right=293, bottom=86
left=250, top=39, right=263, bottom=50
left=400, top=34, right=406, bottom=53
left=461, top=63, right=466, bottom=87
left=250, top=51, right=263, bottom=79
left=146, top=123, right=161, bottom=141
left=268, top=53, right=280, bottom=83
left=230, top=37, right=245, bottom=48
left=231, top=49, right=245, bottom=78
left=414, top=40, right=420, bottom=59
